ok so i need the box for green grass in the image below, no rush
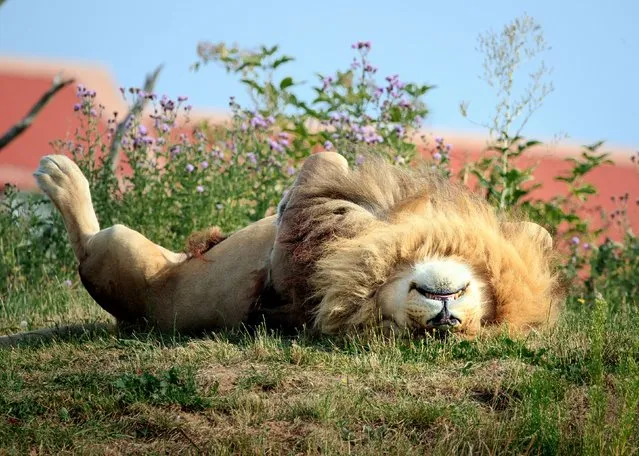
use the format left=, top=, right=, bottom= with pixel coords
left=1, top=286, right=638, bottom=455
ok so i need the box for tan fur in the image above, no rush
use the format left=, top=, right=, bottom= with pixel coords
left=22, top=152, right=563, bottom=340
left=273, top=156, right=563, bottom=335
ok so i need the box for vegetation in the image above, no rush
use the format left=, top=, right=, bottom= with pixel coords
left=0, top=13, right=637, bottom=454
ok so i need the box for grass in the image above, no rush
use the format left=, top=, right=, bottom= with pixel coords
left=1, top=286, right=638, bottom=455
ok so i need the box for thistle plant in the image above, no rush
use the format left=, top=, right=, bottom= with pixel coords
left=460, top=13, right=554, bottom=211
left=0, top=32, right=636, bottom=314
left=195, top=40, right=432, bottom=166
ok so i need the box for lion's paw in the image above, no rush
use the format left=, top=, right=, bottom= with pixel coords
left=33, top=155, right=88, bottom=201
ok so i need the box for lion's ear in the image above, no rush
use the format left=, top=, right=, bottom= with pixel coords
left=296, top=152, right=349, bottom=186
left=504, top=221, right=553, bottom=251
left=276, top=152, right=349, bottom=221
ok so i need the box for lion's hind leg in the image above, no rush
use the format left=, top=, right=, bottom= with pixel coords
left=34, top=155, right=100, bottom=261
left=34, top=154, right=185, bottom=325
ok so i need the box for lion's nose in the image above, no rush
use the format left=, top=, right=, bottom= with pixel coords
left=427, top=305, right=462, bottom=328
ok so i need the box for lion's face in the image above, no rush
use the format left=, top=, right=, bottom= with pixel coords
left=378, top=258, right=486, bottom=335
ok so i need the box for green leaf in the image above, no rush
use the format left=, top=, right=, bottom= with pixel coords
left=272, top=56, right=294, bottom=69
left=237, top=59, right=261, bottom=72
left=240, top=79, right=265, bottom=95
left=279, top=77, right=294, bottom=90
left=573, top=184, right=598, bottom=196
left=261, top=45, right=279, bottom=56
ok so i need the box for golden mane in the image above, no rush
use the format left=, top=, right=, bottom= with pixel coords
left=275, top=155, right=564, bottom=334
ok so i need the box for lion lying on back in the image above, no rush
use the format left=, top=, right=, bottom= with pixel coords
left=32, top=151, right=563, bottom=338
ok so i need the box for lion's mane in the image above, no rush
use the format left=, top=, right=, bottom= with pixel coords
left=274, top=155, right=564, bottom=334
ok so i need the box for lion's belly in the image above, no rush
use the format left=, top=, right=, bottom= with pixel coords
left=149, top=216, right=278, bottom=332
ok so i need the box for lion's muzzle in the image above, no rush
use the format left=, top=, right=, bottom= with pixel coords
left=426, top=302, right=462, bottom=329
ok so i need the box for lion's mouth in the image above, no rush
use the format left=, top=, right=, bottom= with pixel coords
left=411, top=283, right=469, bottom=302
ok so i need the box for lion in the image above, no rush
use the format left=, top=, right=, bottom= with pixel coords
left=25, top=151, right=562, bottom=339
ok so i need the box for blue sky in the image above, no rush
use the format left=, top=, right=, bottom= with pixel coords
left=1, top=0, right=637, bottom=148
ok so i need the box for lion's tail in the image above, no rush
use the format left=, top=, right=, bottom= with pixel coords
left=33, top=155, right=100, bottom=261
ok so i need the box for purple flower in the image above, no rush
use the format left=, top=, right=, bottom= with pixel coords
left=200, top=160, right=209, bottom=169
left=89, top=108, right=97, bottom=117
left=196, top=185, right=204, bottom=193
left=142, top=136, right=154, bottom=145
left=73, top=103, right=81, bottom=112
left=355, top=154, right=365, bottom=166
left=250, top=115, right=268, bottom=129
left=322, top=76, right=333, bottom=89
left=139, top=125, right=148, bottom=136
left=324, top=140, right=333, bottom=150
left=287, top=166, right=296, bottom=176
left=170, top=145, right=181, bottom=156
left=433, top=152, right=442, bottom=161
left=178, top=96, right=188, bottom=102
left=583, top=243, right=591, bottom=250
left=64, top=279, right=73, bottom=287
left=246, top=152, right=258, bottom=164
left=184, top=105, right=192, bottom=111
left=161, top=98, right=175, bottom=111
left=352, top=40, right=371, bottom=50
left=445, top=144, right=453, bottom=152
left=161, top=123, right=171, bottom=133
left=571, top=236, right=580, bottom=245
left=268, top=138, right=284, bottom=153
left=185, top=163, right=195, bottom=173
left=434, top=136, right=444, bottom=144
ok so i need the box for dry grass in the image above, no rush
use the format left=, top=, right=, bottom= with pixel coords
left=1, top=288, right=638, bottom=455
